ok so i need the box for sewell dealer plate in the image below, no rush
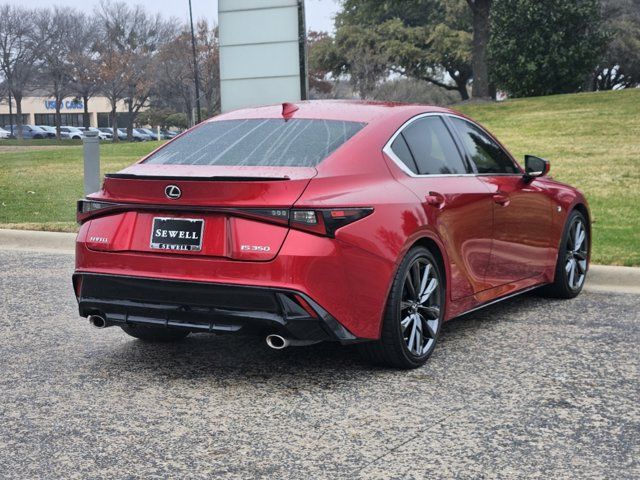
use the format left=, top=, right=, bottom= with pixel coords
left=150, top=217, right=204, bottom=251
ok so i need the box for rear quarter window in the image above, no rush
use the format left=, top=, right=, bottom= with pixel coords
left=144, top=119, right=366, bottom=167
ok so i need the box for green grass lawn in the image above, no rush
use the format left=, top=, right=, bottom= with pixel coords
left=456, top=89, right=640, bottom=266
left=1, top=89, right=639, bottom=265
left=0, top=141, right=164, bottom=232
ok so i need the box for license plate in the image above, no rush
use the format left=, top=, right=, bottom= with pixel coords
left=150, top=217, right=204, bottom=252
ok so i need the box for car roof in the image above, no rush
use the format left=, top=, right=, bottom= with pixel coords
left=212, top=99, right=460, bottom=124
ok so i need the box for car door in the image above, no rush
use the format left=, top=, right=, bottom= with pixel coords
left=385, top=114, right=495, bottom=300
left=448, top=116, right=553, bottom=287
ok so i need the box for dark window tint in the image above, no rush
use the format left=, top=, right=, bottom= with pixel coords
left=144, top=119, right=365, bottom=167
left=450, top=117, right=519, bottom=174
left=390, top=134, right=418, bottom=174
left=401, top=117, right=467, bottom=175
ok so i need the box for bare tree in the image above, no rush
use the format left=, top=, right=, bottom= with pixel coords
left=34, top=7, right=86, bottom=138
left=155, top=29, right=197, bottom=124
left=196, top=20, right=220, bottom=117
left=94, top=1, right=133, bottom=142
left=95, top=2, right=171, bottom=140
left=70, top=17, right=102, bottom=128
left=0, top=5, right=40, bottom=139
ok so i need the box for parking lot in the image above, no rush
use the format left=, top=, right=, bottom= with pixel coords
left=0, top=249, right=638, bottom=479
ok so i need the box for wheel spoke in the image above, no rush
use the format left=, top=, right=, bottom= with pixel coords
left=569, top=260, right=576, bottom=287
left=565, top=258, right=573, bottom=273
left=401, top=315, right=412, bottom=331
left=567, top=226, right=575, bottom=250
left=574, top=223, right=585, bottom=251
left=418, top=304, right=440, bottom=319
left=411, top=263, right=421, bottom=300
left=405, top=272, right=417, bottom=299
left=414, top=318, right=423, bottom=354
left=420, top=278, right=438, bottom=304
left=576, top=259, right=587, bottom=275
left=408, top=316, right=417, bottom=353
left=418, top=264, right=431, bottom=299
left=421, top=314, right=437, bottom=339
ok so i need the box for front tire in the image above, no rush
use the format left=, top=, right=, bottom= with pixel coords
left=120, top=324, right=190, bottom=342
left=358, top=247, right=444, bottom=369
left=539, top=210, right=589, bottom=298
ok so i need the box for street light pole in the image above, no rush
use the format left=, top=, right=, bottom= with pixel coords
left=189, top=0, right=202, bottom=124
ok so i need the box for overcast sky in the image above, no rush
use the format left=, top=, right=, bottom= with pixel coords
left=15, top=0, right=340, bottom=33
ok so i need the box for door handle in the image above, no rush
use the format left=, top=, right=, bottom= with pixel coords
left=425, top=191, right=445, bottom=208
left=493, top=193, right=510, bottom=206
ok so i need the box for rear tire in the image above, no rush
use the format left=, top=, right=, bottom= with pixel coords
left=120, top=325, right=190, bottom=342
left=539, top=210, right=589, bottom=299
left=358, top=246, right=444, bottom=369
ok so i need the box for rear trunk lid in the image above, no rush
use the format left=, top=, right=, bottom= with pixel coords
left=83, top=165, right=316, bottom=261
left=93, top=164, right=317, bottom=207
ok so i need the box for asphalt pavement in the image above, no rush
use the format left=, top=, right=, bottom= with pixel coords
left=0, top=249, right=638, bottom=479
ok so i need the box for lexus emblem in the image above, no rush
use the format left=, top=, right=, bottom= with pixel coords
left=165, top=185, right=181, bottom=199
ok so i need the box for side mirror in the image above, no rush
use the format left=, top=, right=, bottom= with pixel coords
left=524, top=155, right=550, bottom=181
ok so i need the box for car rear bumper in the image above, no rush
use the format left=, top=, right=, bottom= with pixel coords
left=73, top=273, right=358, bottom=343
left=75, top=224, right=396, bottom=339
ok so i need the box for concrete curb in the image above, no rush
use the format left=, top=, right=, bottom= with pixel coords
left=0, top=229, right=75, bottom=254
left=583, top=265, right=640, bottom=295
left=1, top=228, right=638, bottom=294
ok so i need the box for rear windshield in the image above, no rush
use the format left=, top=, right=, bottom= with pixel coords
left=144, top=119, right=366, bottom=167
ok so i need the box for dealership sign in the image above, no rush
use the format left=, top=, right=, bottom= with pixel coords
left=44, top=100, right=84, bottom=110
left=218, top=0, right=308, bottom=112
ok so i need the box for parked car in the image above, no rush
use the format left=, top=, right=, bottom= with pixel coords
left=160, top=130, right=179, bottom=139
left=78, top=127, right=111, bottom=140
left=98, top=128, right=126, bottom=141
left=118, top=128, right=150, bottom=141
left=136, top=128, right=163, bottom=140
left=0, top=127, right=10, bottom=139
left=73, top=101, right=591, bottom=369
left=3, top=125, right=48, bottom=139
left=58, top=126, right=85, bottom=140
left=35, top=125, right=57, bottom=139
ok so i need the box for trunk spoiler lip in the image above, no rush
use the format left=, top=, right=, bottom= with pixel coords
left=104, top=173, right=291, bottom=181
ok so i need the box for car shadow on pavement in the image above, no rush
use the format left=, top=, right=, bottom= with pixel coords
left=88, top=292, right=545, bottom=380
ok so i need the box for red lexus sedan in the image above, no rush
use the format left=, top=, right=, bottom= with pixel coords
left=73, top=101, right=590, bottom=368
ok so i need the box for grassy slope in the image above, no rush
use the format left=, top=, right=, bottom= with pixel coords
left=456, top=89, right=640, bottom=266
left=0, top=89, right=638, bottom=264
left=0, top=142, right=163, bottom=231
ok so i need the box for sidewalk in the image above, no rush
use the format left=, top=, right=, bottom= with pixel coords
left=1, top=228, right=638, bottom=294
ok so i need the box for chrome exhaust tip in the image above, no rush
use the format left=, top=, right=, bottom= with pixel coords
left=265, top=335, right=321, bottom=349
left=88, top=315, right=107, bottom=329
left=265, top=334, right=289, bottom=350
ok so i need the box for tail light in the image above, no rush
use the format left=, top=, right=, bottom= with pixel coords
left=227, top=207, right=374, bottom=237
left=77, top=198, right=372, bottom=237
left=77, top=200, right=121, bottom=223
left=290, top=208, right=373, bottom=237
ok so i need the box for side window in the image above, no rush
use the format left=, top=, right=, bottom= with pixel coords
left=390, top=134, right=418, bottom=174
left=450, top=117, right=519, bottom=174
left=401, top=117, right=467, bottom=175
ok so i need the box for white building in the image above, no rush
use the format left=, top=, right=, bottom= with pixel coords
left=0, top=94, right=131, bottom=128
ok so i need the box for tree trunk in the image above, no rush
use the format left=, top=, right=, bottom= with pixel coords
left=15, top=95, right=24, bottom=141
left=470, top=0, right=492, bottom=99
left=454, top=76, right=470, bottom=100
left=126, top=98, right=134, bottom=141
left=83, top=95, right=90, bottom=128
left=55, top=100, right=62, bottom=140
left=111, top=101, right=119, bottom=143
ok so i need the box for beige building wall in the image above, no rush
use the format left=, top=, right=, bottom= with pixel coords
left=0, top=96, right=130, bottom=127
